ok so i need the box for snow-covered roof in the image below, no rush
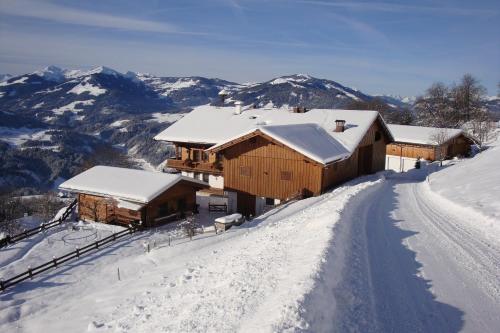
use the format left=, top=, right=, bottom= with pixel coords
left=155, top=105, right=390, bottom=164
left=211, top=124, right=351, bottom=164
left=59, top=166, right=207, bottom=204
left=388, top=124, right=464, bottom=145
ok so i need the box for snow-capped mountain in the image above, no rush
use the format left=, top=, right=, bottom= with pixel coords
left=374, top=94, right=416, bottom=108
left=0, top=73, right=12, bottom=82
left=230, top=74, right=373, bottom=109
left=0, top=65, right=411, bottom=194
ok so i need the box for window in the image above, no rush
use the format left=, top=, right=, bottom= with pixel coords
left=194, top=172, right=201, bottom=180
left=240, top=166, right=252, bottom=177
left=202, top=173, right=209, bottom=183
left=280, top=171, right=292, bottom=181
left=192, top=149, right=201, bottom=162
left=202, top=151, right=210, bottom=161
left=375, top=131, right=382, bottom=142
left=265, top=197, right=275, bottom=206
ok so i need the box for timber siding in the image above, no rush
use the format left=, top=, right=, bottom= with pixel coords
left=386, top=134, right=472, bottom=161
left=321, top=119, right=389, bottom=190
left=223, top=135, right=323, bottom=200
left=78, top=193, right=142, bottom=225
left=221, top=118, right=391, bottom=201
left=77, top=180, right=204, bottom=227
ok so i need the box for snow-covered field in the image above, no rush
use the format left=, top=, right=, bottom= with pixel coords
left=0, top=176, right=382, bottom=332
left=1, top=137, right=499, bottom=332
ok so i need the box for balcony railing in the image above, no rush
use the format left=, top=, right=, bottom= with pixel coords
left=166, top=158, right=223, bottom=175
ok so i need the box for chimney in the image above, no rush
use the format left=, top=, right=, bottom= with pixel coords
left=335, top=119, right=346, bottom=132
left=292, top=106, right=308, bottom=113
left=234, top=101, right=242, bottom=114
left=218, top=89, right=228, bottom=106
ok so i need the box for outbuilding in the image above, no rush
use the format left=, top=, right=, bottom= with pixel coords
left=59, top=166, right=208, bottom=227
left=386, top=124, right=475, bottom=171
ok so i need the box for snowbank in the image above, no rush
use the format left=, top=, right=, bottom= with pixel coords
left=429, top=138, right=500, bottom=221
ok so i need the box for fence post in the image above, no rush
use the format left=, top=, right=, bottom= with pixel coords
left=53, top=256, right=57, bottom=267
left=168, top=236, right=171, bottom=247
left=117, top=267, right=121, bottom=281
left=76, top=246, right=80, bottom=258
left=0, top=280, right=4, bottom=291
left=28, top=266, right=33, bottom=279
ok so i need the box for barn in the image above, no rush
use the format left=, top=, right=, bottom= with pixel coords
left=155, top=105, right=393, bottom=217
left=59, top=166, right=208, bottom=227
left=386, top=124, right=475, bottom=171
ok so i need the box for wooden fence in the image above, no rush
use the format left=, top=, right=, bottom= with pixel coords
left=0, top=199, right=77, bottom=248
left=0, top=224, right=137, bottom=292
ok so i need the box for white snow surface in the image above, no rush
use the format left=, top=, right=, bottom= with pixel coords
left=155, top=105, right=388, bottom=163
left=388, top=124, right=464, bottom=145
left=212, top=123, right=351, bottom=164
left=0, top=175, right=382, bottom=333
left=429, top=138, right=500, bottom=221
left=59, top=166, right=207, bottom=203
left=52, top=100, right=94, bottom=114
left=0, top=76, right=28, bottom=86
left=148, top=112, right=186, bottom=123
left=68, top=81, right=107, bottom=96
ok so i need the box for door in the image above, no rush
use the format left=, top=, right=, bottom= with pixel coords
left=236, top=191, right=256, bottom=217
left=358, top=145, right=373, bottom=175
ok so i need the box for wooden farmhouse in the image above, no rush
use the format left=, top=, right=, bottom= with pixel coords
left=386, top=124, right=474, bottom=171
left=59, top=166, right=208, bottom=227
left=155, top=105, right=393, bottom=217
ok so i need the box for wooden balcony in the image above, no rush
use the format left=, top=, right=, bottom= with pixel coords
left=166, top=158, right=223, bottom=175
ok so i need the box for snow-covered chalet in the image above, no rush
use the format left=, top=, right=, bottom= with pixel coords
left=155, top=104, right=393, bottom=216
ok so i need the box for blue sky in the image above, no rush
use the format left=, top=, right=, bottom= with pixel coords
left=0, top=0, right=498, bottom=96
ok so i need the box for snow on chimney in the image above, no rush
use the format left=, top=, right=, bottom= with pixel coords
left=218, top=89, right=228, bottom=105
left=335, top=119, right=346, bottom=132
left=234, top=101, right=243, bottom=114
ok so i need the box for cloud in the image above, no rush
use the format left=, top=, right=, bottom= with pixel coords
left=299, top=1, right=498, bottom=17
left=0, top=0, right=180, bottom=33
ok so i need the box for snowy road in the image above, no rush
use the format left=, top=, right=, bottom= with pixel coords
left=312, top=171, right=500, bottom=332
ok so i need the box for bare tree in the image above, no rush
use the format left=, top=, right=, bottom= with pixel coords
left=0, top=196, right=25, bottom=235
left=430, top=129, right=451, bottom=166
left=450, top=74, right=487, bottom=123
left=468, top=109, right=497, bottom=148
left=32, top=192, right=64, bottom=222
left=414, top=83, right=455, bottom=127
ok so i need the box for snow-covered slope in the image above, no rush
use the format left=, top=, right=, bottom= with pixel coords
left=429, top=135, right=500, bottom=221
left=0, top=176, right=382, bottom=332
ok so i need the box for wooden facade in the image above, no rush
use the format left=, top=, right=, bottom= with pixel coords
left=212, top=118, right=391, bottom=216
left=77, top=180, right=205, bottom=227
left=386, top=134, right=472, bottom=161
left=321, top=120, right=388, bottom=190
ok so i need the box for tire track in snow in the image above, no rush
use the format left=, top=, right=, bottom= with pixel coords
left=318, top=173, right=500, bottom=333
left=405, top=183, right=500, bottom=301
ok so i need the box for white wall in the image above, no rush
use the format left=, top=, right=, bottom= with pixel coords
left=209, top=175, right=224, bottom=189
left=196, top=191, right=228, bottom=210
left=386, top=155, right=427, bottom=172
left=181, top=171, right=194, bottom=178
